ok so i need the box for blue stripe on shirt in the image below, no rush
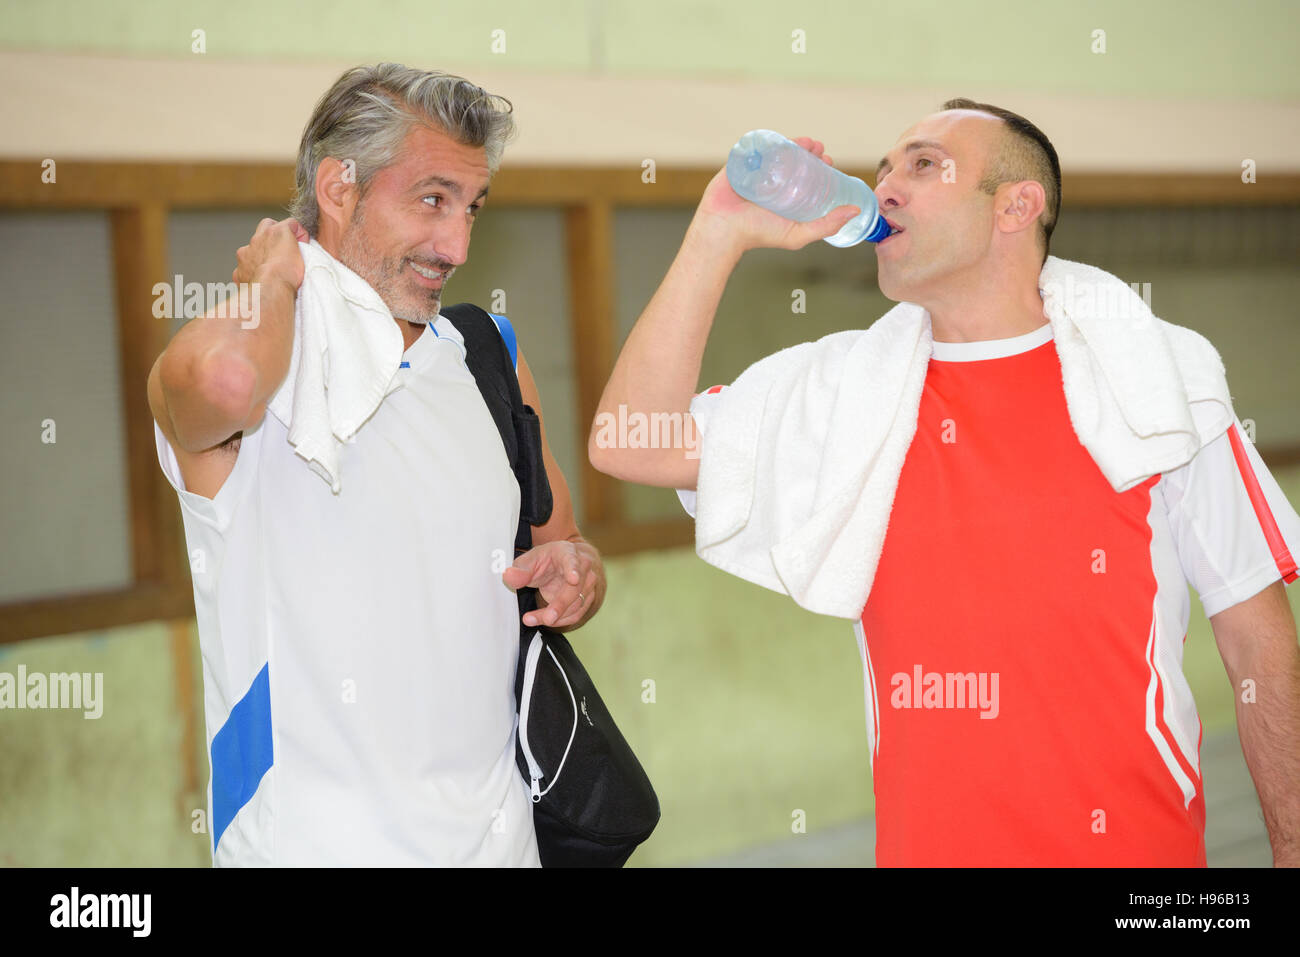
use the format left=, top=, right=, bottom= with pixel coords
left=210, top=663, right=274, bottom=852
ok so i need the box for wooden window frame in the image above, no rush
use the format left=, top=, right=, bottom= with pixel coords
left=1, top=160, right=1297, bottom=643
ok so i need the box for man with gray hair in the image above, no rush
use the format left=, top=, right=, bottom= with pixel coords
left=147, top=63, right=605, bottom=866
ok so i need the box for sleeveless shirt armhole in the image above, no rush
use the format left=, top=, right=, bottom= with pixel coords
left=153, top=418, right=263, bottom=532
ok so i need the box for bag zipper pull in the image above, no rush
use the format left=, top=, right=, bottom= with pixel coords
left=530, top=775, right=542, bottom=803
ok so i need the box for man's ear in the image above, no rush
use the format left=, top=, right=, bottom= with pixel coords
left=315, top=157, right=359, bottom=234
left=995, top=180, right=1046, bottom=238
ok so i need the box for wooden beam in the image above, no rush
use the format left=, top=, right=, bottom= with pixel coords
left=1259, top=444, right=1300, bottom=469
left=565, top=200, right=620, bottom=527
left=0, top=583, right=194, bottom=645
left=0, top=161, right=713, bottom=208
left=0, top=161, right=295, bottom=208
left=585, top=519, right=696, bottom=557
left=110, top=204, right=183, bottom=587
left=493, top=167, right=718, bottom=206
left=1058, top=172, right=1300, bottom=206
left=169, top=619, right=201, bottom=818
left=3, top=161, right=1296, bottom=209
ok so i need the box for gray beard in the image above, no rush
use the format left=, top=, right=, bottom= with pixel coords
left=337, top=212, right=446, bottom=324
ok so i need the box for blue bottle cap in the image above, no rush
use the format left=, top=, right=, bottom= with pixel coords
left=865, top=216, right=892, bottom=243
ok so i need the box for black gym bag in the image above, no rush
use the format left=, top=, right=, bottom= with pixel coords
left=441, top=302, right=661, bottom=867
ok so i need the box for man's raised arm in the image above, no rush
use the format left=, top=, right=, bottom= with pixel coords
left=150, top=218, right=306, bottom=453
left=587, top=139, right=859, bottom=491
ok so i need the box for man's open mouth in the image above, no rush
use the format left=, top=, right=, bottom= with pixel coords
left=409, top=260, right=449, bottom=282
left=879, top=221, right=905, bottom=245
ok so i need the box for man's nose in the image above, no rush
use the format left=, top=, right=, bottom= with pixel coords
left=433, top=216, right=473, bottom=267
left=873, top=172, right=901, bottom=209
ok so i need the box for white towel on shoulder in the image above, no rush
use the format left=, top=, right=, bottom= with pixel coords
left=266, top=239, right=405, bottom=494
left=693, top=255, right=1237, bottom=619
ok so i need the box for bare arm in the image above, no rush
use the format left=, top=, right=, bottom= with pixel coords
left=1209, top=579, right=1300, bottom=867
left=503, top=350, right=606, bottom=632
left=587, top=140, right=860, bottom=491
left=151, top=218, right=306, bottom=453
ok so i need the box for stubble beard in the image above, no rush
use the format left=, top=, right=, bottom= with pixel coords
left=337, top=203, right=445, bottom=324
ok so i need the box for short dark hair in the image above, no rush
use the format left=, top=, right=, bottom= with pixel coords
left=940, top=98, right=1061, bottom=265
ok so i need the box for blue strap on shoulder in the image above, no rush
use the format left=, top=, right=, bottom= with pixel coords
left=487, top=312, right=517, bottom=370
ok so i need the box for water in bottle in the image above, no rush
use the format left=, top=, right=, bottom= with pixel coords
left=725, top=129, right=891, bottom=246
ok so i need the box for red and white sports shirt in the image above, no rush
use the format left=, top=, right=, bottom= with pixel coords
left=679, top=323, right=1300, bottom=866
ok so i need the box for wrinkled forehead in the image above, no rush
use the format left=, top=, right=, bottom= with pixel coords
left=388, top=124, right=491, bottom=191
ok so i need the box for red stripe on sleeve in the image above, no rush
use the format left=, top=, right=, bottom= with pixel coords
left=1227, top=424, right=1299, bottom=584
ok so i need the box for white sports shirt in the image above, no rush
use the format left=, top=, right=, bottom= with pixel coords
left=154, top=314, right=539, bottom=866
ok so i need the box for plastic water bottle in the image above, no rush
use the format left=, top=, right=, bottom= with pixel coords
left=725, top=129, right=890, bottom=246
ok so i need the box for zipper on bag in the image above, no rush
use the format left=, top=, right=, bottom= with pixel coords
left=518, top=632, right=546, bottom=801
left=516, top=631, right=580, bottom=803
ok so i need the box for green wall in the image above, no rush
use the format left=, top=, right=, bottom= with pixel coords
left=0, top=0, right=1295, bottom=101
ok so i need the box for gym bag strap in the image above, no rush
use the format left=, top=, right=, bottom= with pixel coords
left=440, top=303, right=661, bottom=867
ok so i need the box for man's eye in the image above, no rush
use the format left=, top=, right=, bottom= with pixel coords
left=916, top=157, right=933, bottom=169
left=422, top=195, right=441, bottom=208
left=469, top=204, right=482, bottom=217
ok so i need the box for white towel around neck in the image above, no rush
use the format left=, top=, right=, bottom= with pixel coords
left=265, top=239, right=406, bottom=494
left=693, top=255, right=1237, bottom=620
